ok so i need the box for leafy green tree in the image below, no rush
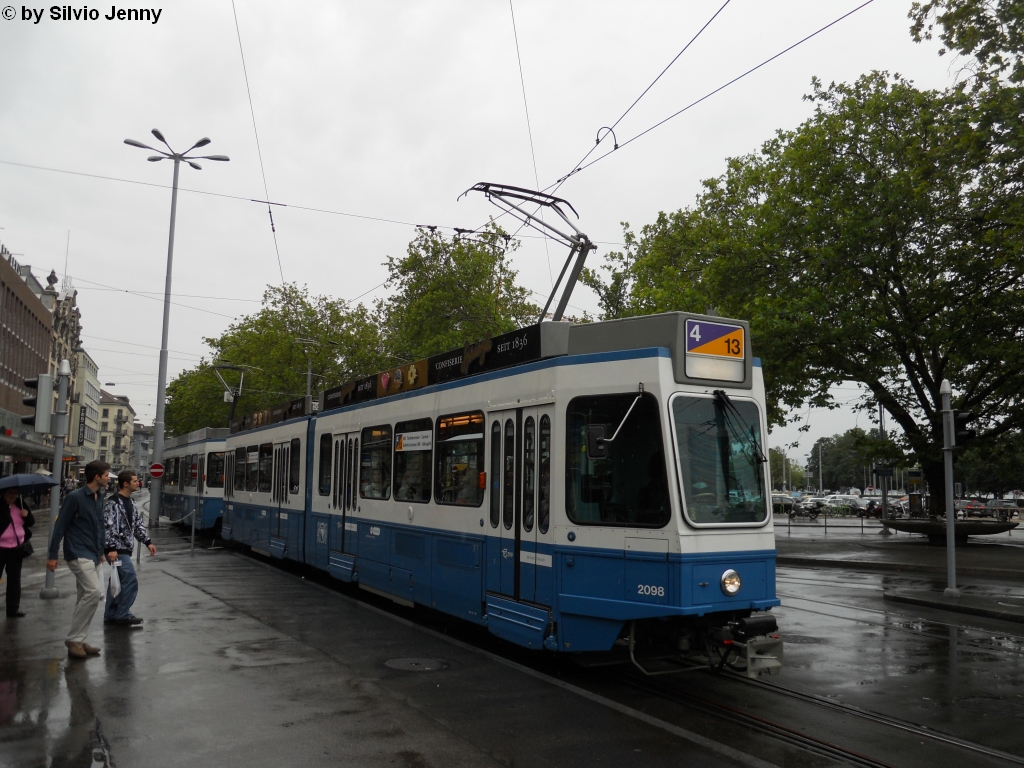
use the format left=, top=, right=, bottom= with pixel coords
left=956, top=431, right=1024, bottom=496
left=165, top=284, right=388, bottom=435
left=378, top=224, right=538, bottom=361
left=166, top=226, right=539, bottom=435
left=910, top=0, right=1024, bottom=86
left=768, top=448, right=806, bottom=491
left=583, top=73, right=1024, bottom=513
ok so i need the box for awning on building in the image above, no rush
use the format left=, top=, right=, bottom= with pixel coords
left=0, top=434, right=78, bottom=461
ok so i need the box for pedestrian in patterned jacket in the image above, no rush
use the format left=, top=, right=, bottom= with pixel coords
left=103, top=471, right=156, bottom=627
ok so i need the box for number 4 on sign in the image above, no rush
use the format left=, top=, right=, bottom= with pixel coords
left=690, top=325, right=701, bottom=343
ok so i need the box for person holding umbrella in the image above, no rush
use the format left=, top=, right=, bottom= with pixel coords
left=46, top=460, right=110, bottom=659
left=0, top=483, right=38, bottom=618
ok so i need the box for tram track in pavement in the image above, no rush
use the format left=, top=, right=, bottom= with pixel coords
left=774, top=591, right=1024, bottom=653
left=170, top=527, right=1022, bottom=768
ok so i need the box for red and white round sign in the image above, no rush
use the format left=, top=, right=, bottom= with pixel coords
left=150, top=463, right=165, bottom=478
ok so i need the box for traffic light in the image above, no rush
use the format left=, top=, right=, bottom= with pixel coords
left=21, top=374, right=53, bottom=433
left=952, top=410, right=976, bottom=448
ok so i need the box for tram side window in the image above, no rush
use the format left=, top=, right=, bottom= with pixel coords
left=359, top=425, right=392, bottom=500
left=539, top=415, right=551, bottom=534
left=184, top=454, right=195, bottom=488
left=166, top=458, right=178, bottom=488
left=318, top=433, right=332, bottom=496
left=289, top=438, right=301, bottom=494
left=566, top=393, right=670, bottom=528
left=435, top=411, right=484, bottom=507
left=257, top=443, right=273, bottom=493
left=207, top=452, right=225, bottom=489
left=245, top=446, right=259, bottom=492
left=234, top=448, right=246, bottom=491
left=489, top=421, right=500, bottom=527
left=394, top=418, right=432, bottom=503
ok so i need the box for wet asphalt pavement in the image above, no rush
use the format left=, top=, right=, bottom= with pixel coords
left=2, top=505, right=1023, bottom=767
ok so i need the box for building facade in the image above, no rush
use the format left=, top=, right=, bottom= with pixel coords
left=99, top=390, right=135, bottom=472
left=36, top=270, right=82, bottom=445
left=72, top=350, right=101, bottom=465
left=132, top=422, right=152, bottom=477
left=0, top=244, right=64, bottom=475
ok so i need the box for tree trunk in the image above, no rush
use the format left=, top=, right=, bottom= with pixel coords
left=922, top=456, right=945, bottom=516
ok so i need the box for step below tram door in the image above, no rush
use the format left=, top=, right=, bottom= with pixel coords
left=487, top=406, right=554, bottom=605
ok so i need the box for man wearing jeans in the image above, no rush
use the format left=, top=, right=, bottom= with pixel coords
left=47, top=460, right=110, bottom=659
left=103, top=471, right=156, bottom=626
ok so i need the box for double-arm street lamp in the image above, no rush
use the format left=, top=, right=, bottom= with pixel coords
left=125, top=129, right=228, bottom=525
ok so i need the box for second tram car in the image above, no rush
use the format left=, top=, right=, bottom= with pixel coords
left=219, top=312, right=783, bottom=675
left=161, top=428, right=228, bottom=531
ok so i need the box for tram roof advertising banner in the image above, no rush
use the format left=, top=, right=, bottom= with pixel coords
left=428, top=324, right=541, bottom=385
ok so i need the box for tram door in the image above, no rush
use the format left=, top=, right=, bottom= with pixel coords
left=272, top=440, right=292, bottom=535
left=519, top=407, right=554, bottom=605
left=489, top=410, right=519, bottom=598
left=330, top=432, right=359, bottom=557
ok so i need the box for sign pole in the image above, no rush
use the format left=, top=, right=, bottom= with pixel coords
left=41, top=359, right=71, bottom=600
left=941, top=380, right=960, bottom=597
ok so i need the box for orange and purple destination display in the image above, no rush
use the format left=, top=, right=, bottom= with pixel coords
left=685, top=319, right=744, bottom=359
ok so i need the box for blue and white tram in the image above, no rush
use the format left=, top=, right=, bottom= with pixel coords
left=161, top=428, right=228, bottom=530
left=221, top=312, right=782, bottom=674
left=222, top=399, right=311, bottom=558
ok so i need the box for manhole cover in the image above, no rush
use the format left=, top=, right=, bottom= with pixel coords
left=384, top=658, right=448, bottom=672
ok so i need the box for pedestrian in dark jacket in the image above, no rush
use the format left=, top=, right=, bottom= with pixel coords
left=0, top=489, right=35, bottom=618
left=103, top=471, right=156, bottom=626
left=47, top=460, right=110, bottom=659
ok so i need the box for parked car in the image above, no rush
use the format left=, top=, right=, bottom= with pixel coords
left=823, top=494, right=861, bottom=512
left=772, top=494, right=796, bottom=515
left=955, top=499, right=986, bottom=518
left=983, top=499, right=1018, bottom=521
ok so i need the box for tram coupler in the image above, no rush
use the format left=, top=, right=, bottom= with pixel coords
left=727, top=614, right=783, bottom=678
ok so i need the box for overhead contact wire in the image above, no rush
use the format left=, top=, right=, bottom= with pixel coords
left=508, top=0, right=553, bottom=287
left=230, top=0, right=286, bottom=284
left=558, top=0, right=876, bottom=184
left=553, top=0, right=732, bottom=196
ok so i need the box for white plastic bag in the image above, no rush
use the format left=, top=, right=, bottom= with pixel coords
left=99, top=561, right=111, bottom=599
left=108, top=560, right=121, bottom=598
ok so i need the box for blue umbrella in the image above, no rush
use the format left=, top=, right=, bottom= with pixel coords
left=0, top=473, right=60, bottom=493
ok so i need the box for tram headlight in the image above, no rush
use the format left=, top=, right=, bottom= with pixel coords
left=720, top=569, right=741, bottom=596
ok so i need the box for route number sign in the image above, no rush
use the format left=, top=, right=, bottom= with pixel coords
left=150, top=463, right=164, bottom=478
left=684, top=319, right=746, bottom=382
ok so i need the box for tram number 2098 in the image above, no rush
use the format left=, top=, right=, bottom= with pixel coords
left=637, top=584, right=665, bottom=597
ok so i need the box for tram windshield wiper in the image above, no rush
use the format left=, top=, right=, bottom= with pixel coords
left=586, top=383, right=644, bottom=458
left=713, top=390, right=768, bottom=465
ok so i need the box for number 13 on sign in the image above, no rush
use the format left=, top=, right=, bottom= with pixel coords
left=685, top=319, right=744, bottom=359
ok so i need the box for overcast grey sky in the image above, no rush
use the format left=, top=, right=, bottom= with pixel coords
left=1, top=1, right=957, bottom=461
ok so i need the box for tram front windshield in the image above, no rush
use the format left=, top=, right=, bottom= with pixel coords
left=671, top=394, right=768, bottom=524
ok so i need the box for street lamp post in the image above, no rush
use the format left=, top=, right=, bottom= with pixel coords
left=125, top=129, right=228, bottom=525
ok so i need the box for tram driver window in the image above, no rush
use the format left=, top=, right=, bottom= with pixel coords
left=318, top=433, right=332, bottom=496
left=245, top=445, right=259, bottom=492
left=207, top=452, right=225, bottom=489
left=359, top=425, right=392, bottom=500
left=435, top=411, right=484, bottom=507
left=258, top=443, right=273, bottom=493
left=234, top=448, right=246, bottom=491
left=394, top=418, right=432, bottom=503
left=566, top=393, right=670, bottom=528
